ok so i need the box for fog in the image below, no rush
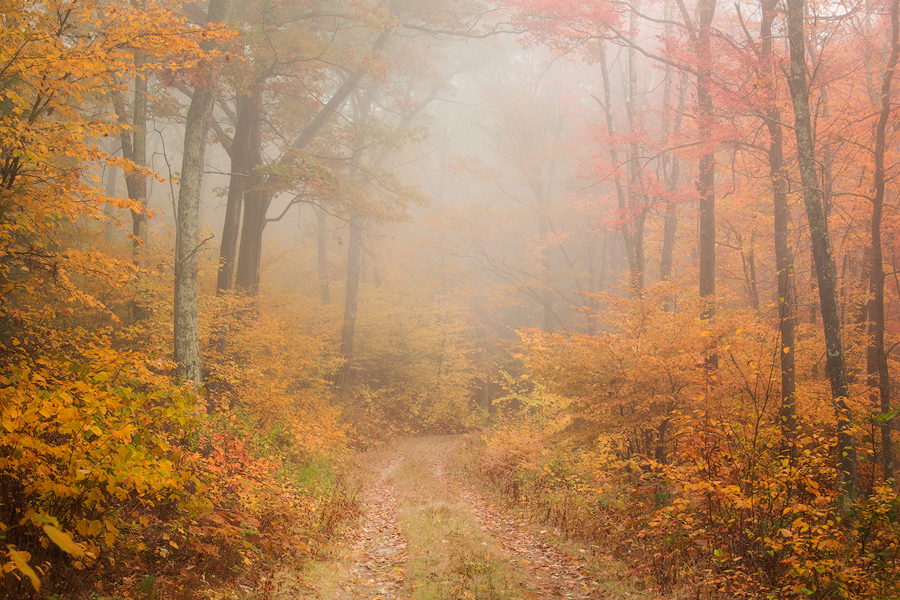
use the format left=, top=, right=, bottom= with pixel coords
left=85, top=0, right=898, bottom=413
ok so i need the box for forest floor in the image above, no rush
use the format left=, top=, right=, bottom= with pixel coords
left=269, top=435, right=653, bottom=600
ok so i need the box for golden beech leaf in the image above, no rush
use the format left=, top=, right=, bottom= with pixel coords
left=7, top=547, right=39, bottom=591
left=43, top=525, right=85, bottom=558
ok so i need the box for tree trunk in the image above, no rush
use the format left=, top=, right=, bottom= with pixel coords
left=113, top=55, right=148, bottom=319
left=232, top=91, right=267, bottom=298
left=316, top=205, right=331, bottom=304
left=659, top=6, right=684, bottom=288
left=660, top=62, right=687, bottom=293
left=762, top=0, right=797, bottom=444
left=540, top=216, right=553, bottom=332
left=868, top=0, right=898, bottom=483
left=173, top=0, right=231, bottom=382
left=626, top=5, right=646, bottom=293
left=598, top=42, right=637, bottom=296
left=785, top=0, right=858, bottom=497
left=211, top=87, right=262, bottom=354
left=742, top=231, right=760, bottom=311
left=129, top=53, right=148, bottom=261
left=857, top=246, right=872, bottom=328
left=102, top=138, right=119, bottom=242
left=230, top=30, right=390, bottom=297
left=338, top=216, right=364, bottom=394
left=695, top=0, right=717, bottom=321
left=234, top=182, right=269, bottom=296
left=216, top=87, right=261, bottom=296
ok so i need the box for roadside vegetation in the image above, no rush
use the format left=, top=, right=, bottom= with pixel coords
left=2, top=0, right=899, bottom=598
left=463, top=288, right=900, bottom=598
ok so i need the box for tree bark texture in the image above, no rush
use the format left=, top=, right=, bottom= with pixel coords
left=868, top=0, right=898, bottom=482
left=234, top=179, right=268, bottom=295
left=113, top=55, right=148, bottom=258
left=174, top=0, right=231, bottom=382
left=762, top=0, right=797, bottom=446
left=113, top=57, right=149, bottom=319
left=211, top=86, right=264, bottom=353
left=216, top=86, right=261, bottom=296
left=785, top=0, right=859, bottom=496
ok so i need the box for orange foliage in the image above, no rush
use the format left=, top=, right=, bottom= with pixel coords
left=469, top=284, right=900, bottom=598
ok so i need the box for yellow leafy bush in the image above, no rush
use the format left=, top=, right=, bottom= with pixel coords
left=470, top=286, right=900, bottom=598
left=0, top=326, right=202, bottom=593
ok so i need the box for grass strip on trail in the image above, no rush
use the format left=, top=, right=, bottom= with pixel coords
left=269, top=435, right=648, bottom=600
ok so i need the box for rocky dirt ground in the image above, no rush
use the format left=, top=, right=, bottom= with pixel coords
left=283, top=435, right=649, bottom=600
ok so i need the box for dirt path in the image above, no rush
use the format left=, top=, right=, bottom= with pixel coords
left=288, top=435, right=644, bottom=600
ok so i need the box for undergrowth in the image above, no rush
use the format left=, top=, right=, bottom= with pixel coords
left=463, top=289, right=900, bottom=600
left=0, top=288, right=362, bottom=598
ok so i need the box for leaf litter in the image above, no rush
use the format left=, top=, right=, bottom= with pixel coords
left=289, top=436, right=647, bottom=599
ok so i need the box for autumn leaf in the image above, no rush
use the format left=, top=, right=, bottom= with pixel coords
left=7, top=546, right=39, bottom=591
left=43, top=525, right=86, bottom=558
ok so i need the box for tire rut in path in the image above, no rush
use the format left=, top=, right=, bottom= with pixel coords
left=329, top=456, right=409, bottom=599
left=448, top=477, right=606, bottom=599
left=295, top=437, right=629, bottom=599
left=403, top=435, right=608, bottom=599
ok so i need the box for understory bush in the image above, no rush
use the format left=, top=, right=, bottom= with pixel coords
left=0, top=293, right=360, bottom=598
left=466, top=287, right=900, bottom=599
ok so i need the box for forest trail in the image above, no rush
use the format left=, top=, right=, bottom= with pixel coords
left=288, top=435, right=646, bottom=600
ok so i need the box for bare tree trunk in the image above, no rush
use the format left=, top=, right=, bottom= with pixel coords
left=763, top=0, right=797, bottom=447
left=659, top=5, right=683, bottom=287
left=695, top=0, right=717, bottom=322
left=316, top=205, right=331, bottom=304
left=113, top=55, right=149, bottom=319
left=868, top=0, right=898, bottom=482
left=338, top=216, right=363, bottom=394
left=626, top=5, right=646, bottom=293
left=174, top=0, right=231, bottom=382
left=234, top=183, right=269, bottom=296
left=598, top=42, right=637, bottom=295
left=211, top=87, right=261, bottom=354
left=660, top=62, right=687, bottom=292
left=217, top=86, right=261, bottom=296
left=785, top=0, right=858, bottom=497
left=232, top=94, right=267, bottom=299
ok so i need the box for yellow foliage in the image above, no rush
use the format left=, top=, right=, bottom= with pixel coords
left=346, top=288, right=483, bottom=441
left=471, top=284, right=900, bottom=598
